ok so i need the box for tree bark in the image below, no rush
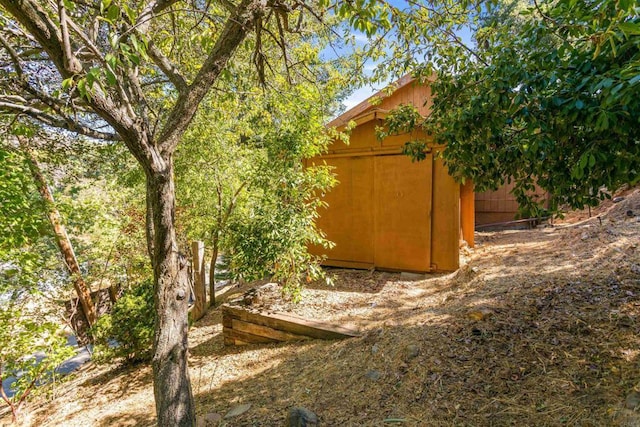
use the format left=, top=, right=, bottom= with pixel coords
left=208, top=242, right=218, bottom=307
left=146, top=158, right=195, bottom=427
left=19, top=138, right=97, bottom=326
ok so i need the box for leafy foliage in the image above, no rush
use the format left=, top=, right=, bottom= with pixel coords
left=375, top=104, right=429, bottom=161
left=175, top=33, right=341, bottom=298
left=91, top=279, right=154, bottom=364
left=0, top=305, right=73, bottom=423
left=332, top=0, right=639, bottom=213
left=414, top=0, right=640, bottom=211
left=225, top=131, right=336, bottom=298
left=0, top=148, right=48, bottom=297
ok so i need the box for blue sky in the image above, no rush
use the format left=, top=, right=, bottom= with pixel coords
left=335, top=17, right=474, bottom=112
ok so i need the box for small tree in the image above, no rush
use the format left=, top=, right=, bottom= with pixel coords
left=176, top=52, right=341, bottom=302
left=91, top=279, right=155, bottom=364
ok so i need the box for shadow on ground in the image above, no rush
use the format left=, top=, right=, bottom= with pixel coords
left=190, top=225, right=640, bottom=426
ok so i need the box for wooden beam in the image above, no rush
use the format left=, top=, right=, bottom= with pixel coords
left=221, top=304, right=359, bottom=346
left=460, top=181, right=475, bottom=248
left=223, top=328, right=277, bottom=345
left=191, top=241, right=207, bottom=321
left=231, top=319, right=309, bottom=342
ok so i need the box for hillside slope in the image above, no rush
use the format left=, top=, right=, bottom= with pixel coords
left=3, top=187, right=640, bottom=427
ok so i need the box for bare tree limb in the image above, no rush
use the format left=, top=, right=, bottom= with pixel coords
left=146, top=43, right=188, bottom=92
left=57, top=0, right=75, bottom=70
left=0, top=100, right=120, bottom=141
left=0, top=33, right=24, bottom=78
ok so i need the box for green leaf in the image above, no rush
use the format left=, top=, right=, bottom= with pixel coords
left=619, top=22, right=640, bottom=36
left=130, top=34, right=140, bottom=52
left=105, top=68, right=117, bottom=86
left=106, top=4, right=120, bottom=22
left=61, top=77, right=74, bottom=91
left=105, top=53, right=117, bottom=71
left=122, top=4, right=136, bottom=23
left=63, top=0, right=75, bottom=11
left=579, top=152, right=589, bottom=170
left=100, top=0, right=112, bottom=14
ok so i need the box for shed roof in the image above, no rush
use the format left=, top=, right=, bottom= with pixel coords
left=328, top=73, right=435, bottom=129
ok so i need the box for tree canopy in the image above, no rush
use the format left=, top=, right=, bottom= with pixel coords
left=369, top=0, right=640, bottom=212
left=427, top=0, right=640, bottom=212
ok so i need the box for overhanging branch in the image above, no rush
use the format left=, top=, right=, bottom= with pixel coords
left=0, top=101, right=120, bottom=141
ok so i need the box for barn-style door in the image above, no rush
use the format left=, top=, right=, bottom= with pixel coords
left=373, top=154, right=433, bottom=272
left=313, top=152, right=433, bottom=272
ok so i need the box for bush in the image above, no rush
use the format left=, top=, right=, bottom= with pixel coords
left=0, top=306, right=74, bottom=423
left=91, top=279, right=154, bottom=364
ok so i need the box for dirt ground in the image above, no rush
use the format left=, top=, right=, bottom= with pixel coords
left=2, top=187, right=640, bottom=427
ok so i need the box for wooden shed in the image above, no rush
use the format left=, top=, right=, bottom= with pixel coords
left=307, top=76, right=475, bottom=273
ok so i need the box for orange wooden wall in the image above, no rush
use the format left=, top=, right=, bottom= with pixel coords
left=475, top=181, right=549, bottom=225
left=311, top=79, right=462, bottom=273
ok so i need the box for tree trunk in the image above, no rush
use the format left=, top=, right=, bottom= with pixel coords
left=20, top=138, right=97, bottom=326
left=208, top=241, right=218, bottom=307
left=147, top=158, right=195, bottom=427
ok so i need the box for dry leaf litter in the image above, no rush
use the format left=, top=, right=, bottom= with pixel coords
left=2, top=187, right=639, bottom=427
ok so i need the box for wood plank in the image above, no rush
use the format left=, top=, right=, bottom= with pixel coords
left=223, top=332, right=234, bottom=346
left=224, top=327, right=278, bottom=344
left=231, top=319, right=309, bottom=342
left=222, top=305, right=360, bottom=340
left=460, top=181, right=475, bottom=248
left=312, top=156, right=374, bottom=266
left=222, top=313, right=233, bottom=328
left=374, top=154, right=432, bottom=272
left=430, top=150, right=460, bottom=272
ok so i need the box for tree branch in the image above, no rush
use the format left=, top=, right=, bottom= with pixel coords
left=137, top=0, right=182, bottom=34
left=0, top=100, right=120, bottom=141
left=0, top=0, right=159, bottom=164
left=57, top=0, right=75, bottom=71
left=133, top=1, right=189, bottom=96
left=61, top=13, right=138, bottom=120
left=158, top=0, right=268, bottom=153
left=0, top=33, right=24, bottom=78
left=0, top=0, right=75, bottom=75
left=146, top=43, right=188, bottom=92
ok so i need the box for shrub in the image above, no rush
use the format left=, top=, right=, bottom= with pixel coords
left=91, top=279, right=154, bottom=364
left=0, top=306, right=74, bottom=423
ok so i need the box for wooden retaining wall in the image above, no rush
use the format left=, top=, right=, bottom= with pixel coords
left=222, top=304, right=360, bottom=346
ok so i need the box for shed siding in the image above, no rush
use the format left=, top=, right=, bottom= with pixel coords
left=315, top=156, right=374, bottom=266
left=373, top=154, right=433, bottom=272
left=475, top=180, right=549, bottom=225
left=313, top=78, right=461, bottom=273
left=430, top=150, right=460, bottom=272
